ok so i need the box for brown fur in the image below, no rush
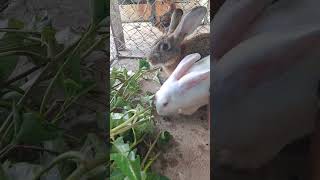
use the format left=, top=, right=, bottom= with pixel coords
left=163, top=33, right=210, bottom=74
left=147, top=6, right=209, bottom=77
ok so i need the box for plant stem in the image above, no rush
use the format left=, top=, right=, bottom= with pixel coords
left=110, top=110, right=138, bottom=133
left=0, top=143, right=15, bottom=160
left=0, top=63, right=52, bottom=146
left=40, top=24, right=96, bottom=114
left=0, top=100, right=11, bottom=108
left=66, top=157, right=107, bottom=180
left=0, top=50, right=47, bottom=61
left=141, top=131, right=161, bottom=168
left=0, top=42, right=40, bottom=52
left=0, top=117, right=14, bottom=148
left=14, top=145, right=60, bottom=155
left=51, top=82, right=96, bottom=123
left=47, top=39, right=56, bottom=58
left=39, top=55, right=69, bottom=114
left=51, top=97, right=70, bottom=123
left=110, top=119, right=147, bottom=140
left=80, top=35, right=108, bottom=60
left=143, top=152, right=160, bottom=172
left=24, top=36, right=43, bottom=44
left=130, top=134, right=146, bottom=149
left=53, top=39, right=79, bottom=62
left=32, top=151, right=85, bottom=180
left=1, top=65, right=43, bottom=88
left=4, top=85, right=25, bottom=94
left=0, top=28, right=40, bottom=34
left=0, top=144, right=60, bottom=159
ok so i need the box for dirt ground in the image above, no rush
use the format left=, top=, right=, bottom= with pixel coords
left=112, top=58, right=210, bottom=180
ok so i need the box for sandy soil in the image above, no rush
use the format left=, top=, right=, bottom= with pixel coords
left=113, top=58, right=210, bottom=180
left=152, top=112, right=210, bottom=180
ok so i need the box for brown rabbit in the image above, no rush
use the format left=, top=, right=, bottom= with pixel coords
left=147, top=6, right=210, bottom=76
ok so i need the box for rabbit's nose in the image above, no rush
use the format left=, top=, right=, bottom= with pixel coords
left=148, top=53, right=160, bottom=62
left=156, top=108, right=164, bottom=116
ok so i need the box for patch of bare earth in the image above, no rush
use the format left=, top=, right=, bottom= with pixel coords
left=112, top=58, right=210, bottom=180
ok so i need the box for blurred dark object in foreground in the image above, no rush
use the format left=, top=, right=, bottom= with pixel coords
left=0, top=0, right=9, bottom=12
left=213, top=135, right=312, bottom=180
left=211, top=0, right=225, bottom=19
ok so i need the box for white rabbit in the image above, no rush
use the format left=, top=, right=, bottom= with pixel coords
left=154, top=53, right=210, bottom=116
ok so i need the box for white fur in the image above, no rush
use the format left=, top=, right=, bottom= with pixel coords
left=155, top=54, right=210, bottom=116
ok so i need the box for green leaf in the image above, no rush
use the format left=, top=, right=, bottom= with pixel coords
left=114, top=96, right=127, bottom=108
left=134, top=120, right=154, bottom=140
left=139, top=59, right=150, bottom=70
left=111, top=137, right=130, bottom=155
left=110, top=113, right=126, bottom=129
left=111, top=137, right=142, bottom=180
left=110, top=153, right=142, bottom=180
left=15, top=112, right=62, bottom=144
left=0, top=56, right=18, bottom=82
left=141, top=94, right=155, bottom=107
left=90, top=0, right=107, bottom=25
left=110, top=168, right=126, bottom=180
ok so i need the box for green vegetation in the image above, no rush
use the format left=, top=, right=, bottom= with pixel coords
left=0, top=0, right=108, bottom=179
left=0, top=0, right=170, bottom=178
left=109, top=60, right=172, bottom=180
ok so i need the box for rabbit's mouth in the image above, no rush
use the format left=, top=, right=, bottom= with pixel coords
left=148, top=57, right=158, bottom=65
left=147, top=54, right=162, bottom=65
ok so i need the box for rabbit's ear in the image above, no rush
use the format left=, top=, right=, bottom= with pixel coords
left=173, top=6, right=207, bottom=39
left=178, top=70, right=210, bottom=92
left=171, top=53, right=201, bottom=80
left=211, top=0, right=272, bottom=59
left=168, top=9, right=183, bottom=33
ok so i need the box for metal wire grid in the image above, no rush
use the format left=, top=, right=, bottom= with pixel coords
left=110, top=0, right=210, bottom=61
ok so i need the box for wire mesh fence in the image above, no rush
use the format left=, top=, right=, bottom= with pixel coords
left=110, top=0, right=210, bottom=61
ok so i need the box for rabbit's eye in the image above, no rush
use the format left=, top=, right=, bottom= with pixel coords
left=160, top=43, right=169, bottom=51
left=163, top=101, right=168, bottom=107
